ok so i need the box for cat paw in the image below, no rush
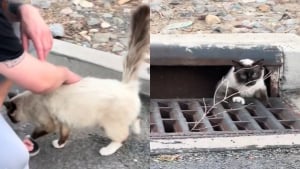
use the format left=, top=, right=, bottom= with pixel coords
left=52, top=139, right=66, bottom=149
left=232, top=96, right=245, bottom=105
left=99, top=147, right=115, bottom=156
left=99, top=142, right=122, bottom=156
left=132, top=119, right=141, bottom=135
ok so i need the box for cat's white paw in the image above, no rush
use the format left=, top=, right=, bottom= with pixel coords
left=232, top=96, right=246, bottom=105
left=52, top=139, right=66, bottom=149
left=99, top=142, right=122, bottom=156
left=132, top=119, right=141, bottom=135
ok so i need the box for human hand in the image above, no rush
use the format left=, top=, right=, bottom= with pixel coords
left=19, top=4, right=53, bottom=61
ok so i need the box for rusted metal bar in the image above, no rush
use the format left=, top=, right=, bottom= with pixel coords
left=190, top=100, right=214, bottom=132
left=252, top=100, right=285, bottom=129
left=214, top=104, right=238, bottom=131
left=229, top=102, right=263, bottom=130
left=150, top=101, right=165, bottom=133
left=170, top=101, right=190, bottom=132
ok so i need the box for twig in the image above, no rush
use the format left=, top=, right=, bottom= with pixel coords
left=191, top=68, right=272, bottom=131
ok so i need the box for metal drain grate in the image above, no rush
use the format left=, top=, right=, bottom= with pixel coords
left=150, top=98, right=300, bottom=139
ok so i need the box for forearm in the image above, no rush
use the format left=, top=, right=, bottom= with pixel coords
left=0, top=52, right=81, bottom=94
left=0, top=79, right=13, bottom=105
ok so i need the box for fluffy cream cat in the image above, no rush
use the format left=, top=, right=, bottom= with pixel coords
left=4, top=5, right=149, bottom=156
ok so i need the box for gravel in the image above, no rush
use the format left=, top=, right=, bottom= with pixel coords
left=151, top=148, right=300, bottom=169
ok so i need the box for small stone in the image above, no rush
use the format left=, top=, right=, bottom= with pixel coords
left=273, top=5, right=286, bottom=12
left=169, top=0, right=181, bottom=5
left=242, top=20, right=252, bottom=27
left=70, top=13, right=84, bottom=18
left=112, top=42, right=124, bottom=52
left=163, top=21, right=194, bottom=30
left=49, top=23, right=64, bottom=37
left=82, top=42, right=91, bottom=48
left=60, top=7, right=73, bottom=15
left=296, top=28, right=300, bottom=35
left=284, top=19, right=297, bottom=25
left=87, top=18, right=100, bottom=26
left=75, top=5, right=82, bottom=11
left=119, top=37, right=129, bottom=46
left=103, top=13, right=113, bottom=18
left=101, top=21, right=111, bottom=29
left=205, top=15, right=221, bottom=25
left=82, top=35, right=91, bottom=41
left=256, top=0, right=267, bottom=2
left=89, top=29, right=99, bottom=33
left=222, top=14, right=235, bottom=21
left=161, top=10, right=173, bottom=18
left=232, top=28, right=250, bottom=33
left=212, top=26, right=222, bottom=33
left=79, top=0, right=94, bottom=8
left=206, top=5, right=217, bottom=12
left=112, top=17, right=125, bottom=26
left=195, top=5, right=207, bottom=13
left=71, top=22, right=84, bottom=30
left=110, top=34, right=118, bottom=40
left=150, top=2, right=161, bottom=12
left=230, top=3, right=242, bottom=11
left=242, top=0, right=256, bottom=2
left=123, top=8, right=131, bottom=13
left=92, top=44, right=101, bottom=48
left=275, top=26, right=286, bottom=33
left=79, top=31, right=88, bottom=35
left=258, top=4, right=271, bottom=12
left=180, top=11, right=193, bottom=18
left=92, top=33, right=112, bottom=43
left=31, top=0, right=51, bottom=8
left=118, top=0, right=131, bottom=5
left=104, top=1, right=112, bottom=9
left=72, top=0, right=80, bottom=5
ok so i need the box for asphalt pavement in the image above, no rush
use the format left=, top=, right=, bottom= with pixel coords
left=5, top=95, right=150, bottom=169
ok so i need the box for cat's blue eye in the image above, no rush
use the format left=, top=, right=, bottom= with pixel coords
left=241, top=75, right=247, bottom=79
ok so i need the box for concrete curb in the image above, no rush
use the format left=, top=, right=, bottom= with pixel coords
left=151, top=33, right=300, bottom=91
left=49, top=39, right=150, bottom=96
left=151, top=134, right=300, bottom=154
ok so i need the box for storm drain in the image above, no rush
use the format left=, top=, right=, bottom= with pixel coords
left=150, top=98, right=300, bottom=139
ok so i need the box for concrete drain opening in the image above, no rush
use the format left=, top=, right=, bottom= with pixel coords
left=150, top=98, right=300, bottom=138
left=150, top=43, right=300, bottom=152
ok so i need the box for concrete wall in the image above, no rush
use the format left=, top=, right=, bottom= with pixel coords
left=151, top=33, right=300, bottom=91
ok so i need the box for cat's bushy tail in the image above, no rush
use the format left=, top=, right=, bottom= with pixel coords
left=122, top=5, right=150, bottom=87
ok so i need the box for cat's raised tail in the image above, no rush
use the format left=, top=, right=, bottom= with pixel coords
left=122, top=5, right=150, bottom=86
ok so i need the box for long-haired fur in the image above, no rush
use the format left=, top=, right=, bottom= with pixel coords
left=4, top=5, right=150, bottom=156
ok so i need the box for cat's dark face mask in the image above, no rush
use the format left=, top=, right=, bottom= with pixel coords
left=4, top=101, right=18, bottom=123
left=3, top=92, right=19, bottom=123
left=232, top=59, right=264, bottom=87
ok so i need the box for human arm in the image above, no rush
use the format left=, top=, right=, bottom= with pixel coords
left=1, top=1, right=53, bottom=61
left=0, top=52, right=81, bottom=93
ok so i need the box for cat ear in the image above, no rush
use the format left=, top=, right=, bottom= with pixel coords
left=8, top=92, right=17, bottom=99
left=3, top=101, right=12, bottom=109
left=232, top=60, right=244, bottom=70
left=253, top=59, right=264, bottom=66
